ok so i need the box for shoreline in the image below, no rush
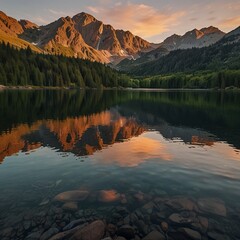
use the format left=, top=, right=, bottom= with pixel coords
left=0, top=85, right=239, bottom=91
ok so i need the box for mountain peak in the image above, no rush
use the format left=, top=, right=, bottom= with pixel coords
left=200, top=26, right=224, bottom=34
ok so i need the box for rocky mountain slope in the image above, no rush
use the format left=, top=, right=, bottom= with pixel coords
left=123, top=26, right=240, bottom=76
left=0, top=11, right=153, bottom=63
left=159, top=26, right=225, bottom=51
left=117, top=26, right=229, bottom=71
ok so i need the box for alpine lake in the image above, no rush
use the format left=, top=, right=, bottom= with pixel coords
left=0, top=89, right=240, bottom=240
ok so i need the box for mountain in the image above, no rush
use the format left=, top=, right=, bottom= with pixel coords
left=159, top=26, right=225, bottom=51
left=0, top=11, right=42, bottom=52
left=0, top=10, right=153, bottom=63
left=117, top=26, right=226, bottom=71
left=124, top=26, right=240, bottom=76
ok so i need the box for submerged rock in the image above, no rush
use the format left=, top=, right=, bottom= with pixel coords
left=40, top=228, right=59, bottom=240
left=179, top=228, right=201, bottom=240
left=98, top=190, right=120, bottom=203
left=166, top=197, right=197, bottom=211
left=117, top=225, right=135, bottom=240
left=197, top=198, right=227, bottom=217
left=207, top=231, right=230, bottom=240
left=54, top=190, right=89, bottom=202
left=160, top=222, right=168, bottom=232
left=169, top=212, right=196, bottom=225
left=142, top=231, right=165, bottom=240
left=62, top=202, right=78, bottom=211
left=70, top=220, right=105, bottom=240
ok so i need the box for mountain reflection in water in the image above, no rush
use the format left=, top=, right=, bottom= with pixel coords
left=0, top=90, right=240, bottom=240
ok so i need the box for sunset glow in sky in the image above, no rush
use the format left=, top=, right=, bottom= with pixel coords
left=0, top=0, right=239, bottom=42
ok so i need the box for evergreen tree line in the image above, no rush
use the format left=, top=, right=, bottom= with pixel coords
left=129, top=40, right=240, bottom=76
left=138, top=70, right=240, bottom=89
left=0, top=42, right=131, bottom=88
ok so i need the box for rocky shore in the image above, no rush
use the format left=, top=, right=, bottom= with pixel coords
left=1, top=191, right=239, bottom=240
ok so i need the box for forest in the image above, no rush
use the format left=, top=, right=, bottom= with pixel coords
left=1, top=41, right=240, bottom=89
left=0, top=42, right=132, bottom=88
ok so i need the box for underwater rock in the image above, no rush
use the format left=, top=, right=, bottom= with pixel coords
left=54, top=190, right=89, bottom=202
left=142, top=230, right=165, bottom=240
left=178, top=228, right=201, bottom=240
left=98, top=190, right=120, bottom=203
left=62, top=202, right=78, bottom=211
left=197, top=198, right=227, bottom=217
left=70, top=220, right=105, bottom=240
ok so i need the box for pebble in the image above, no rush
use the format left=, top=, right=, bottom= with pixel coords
left=160, top=222, right=168, bottom=232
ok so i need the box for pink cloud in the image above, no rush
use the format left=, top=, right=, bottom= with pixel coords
left=87, top=3, right=185, bottom=39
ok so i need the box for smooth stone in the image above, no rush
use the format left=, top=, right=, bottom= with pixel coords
left=117, top=225, right=135, bottom=240
left=169, top=213, right=195, bottom=224
left=54, top=191, right=89, bottom=202
left=49, top=224, right=87, bottom=240
left=97, top=190, right=120, bottom=203
left=179, top=228, right=201, bottom=240
left=142, top=202, right=154, bottom=214
left=63, top=219, right=86, bottom=231
left=70, top=220, right=105, bottom=240
left=207, top=232, right=231, bottom=240
left=197, top=198, right=227, bottom=217
left=142, top=231, right=165, bottom=240
left=62, top=202, right=78, bottom=211
left=166, top=197, right=197, bottom=211
left=40, top=228, right=59, bottom=240
left=161, top=222, right=168, bottom=232
left=106, top=224, right=117, bottom=237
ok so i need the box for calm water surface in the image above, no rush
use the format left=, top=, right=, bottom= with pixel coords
left=0, top=90, right=240, bottom=240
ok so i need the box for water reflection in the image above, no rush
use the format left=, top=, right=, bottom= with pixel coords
left=0, top=110, right=145, bottom=163
left=0, top=90, right=240, bottom=240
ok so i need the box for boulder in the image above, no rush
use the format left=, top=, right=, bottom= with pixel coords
left=197, top=198, right=227, bottom=217
left=117, top=225, right=135, bottom=240
left=98, top=190, right=120, bottom=203
left=166, top=197, right=197, bottom=211
left=62, top=202, right=78, bottom=211
left=54, top=191, right=89, bottom=202
left=142, top=231, right=165, bottom=240
left=179, top=228, right=201, bottom=240
left=70, top=220, right=105, bottom=240
left=40, top=228, right=59, bottom=240
left=169, top=212, right=196, bottom=225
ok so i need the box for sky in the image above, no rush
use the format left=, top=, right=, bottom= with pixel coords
left=0, top=0, right=239, bottom=42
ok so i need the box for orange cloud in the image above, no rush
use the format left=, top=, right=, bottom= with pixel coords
left=87, top=3, right=185, bottom=39
left=219, top=16, right=240, bottom=29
